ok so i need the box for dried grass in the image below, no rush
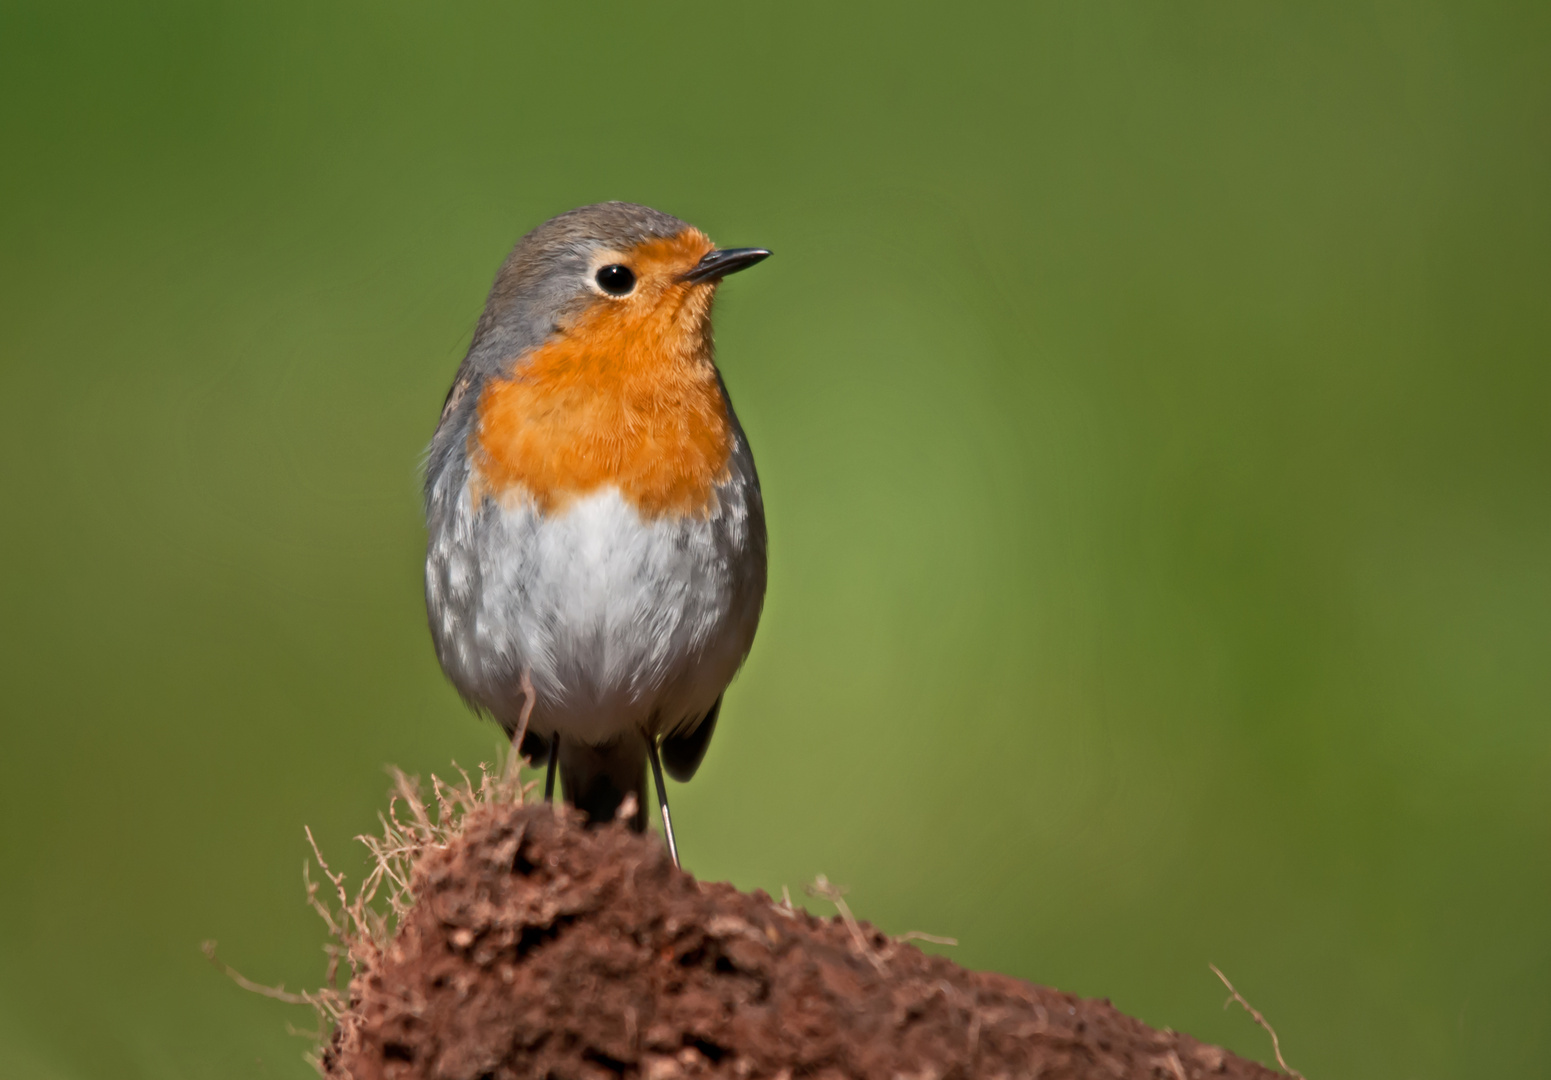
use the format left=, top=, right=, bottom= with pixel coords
left=203, top=761, right=530, bottom=1073
left=804, top=873, right=958, bottom=972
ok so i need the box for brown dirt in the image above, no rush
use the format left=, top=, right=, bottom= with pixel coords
left=319, top=799, right=1284, bottom=1080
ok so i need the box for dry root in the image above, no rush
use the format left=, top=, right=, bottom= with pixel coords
left=1211, top=963, right=1304, bottom=1079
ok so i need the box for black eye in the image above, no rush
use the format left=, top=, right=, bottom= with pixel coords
left=595, top=264, right=636, bottom=296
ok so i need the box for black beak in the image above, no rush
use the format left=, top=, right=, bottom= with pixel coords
left=681, top=247, right=771, bottom=285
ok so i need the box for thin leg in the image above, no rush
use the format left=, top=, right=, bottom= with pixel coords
left=506, top=668, right=535, bottom=789
left=544, top=736, right=558, bottom=803
left=646, top=737, right=680, bottom=869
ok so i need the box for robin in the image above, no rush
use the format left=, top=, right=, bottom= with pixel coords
left=423, top=202, right=770, bottom=866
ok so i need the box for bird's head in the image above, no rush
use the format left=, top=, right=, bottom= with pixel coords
left=468, top=202, right=769, bottom=374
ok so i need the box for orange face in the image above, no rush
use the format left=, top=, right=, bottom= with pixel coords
left=469, top=228, right=735, bottom=519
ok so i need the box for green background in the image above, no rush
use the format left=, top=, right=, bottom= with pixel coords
left=2, top=3, right=1547, bottom=1077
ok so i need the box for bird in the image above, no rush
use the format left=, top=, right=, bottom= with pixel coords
left=423, top=202, right=769, bottom=866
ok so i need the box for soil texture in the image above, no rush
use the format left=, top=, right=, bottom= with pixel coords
left=322, top=801, right=1284, bottom=1080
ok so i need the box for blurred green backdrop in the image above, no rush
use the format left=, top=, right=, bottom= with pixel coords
left=2, top=3, right=1548, bottom=1078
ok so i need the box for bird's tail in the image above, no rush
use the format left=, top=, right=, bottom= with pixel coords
left=557, top=733, right=648, bottom=832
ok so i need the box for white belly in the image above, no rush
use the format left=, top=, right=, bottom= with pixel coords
left=425, top=468, right=766, bottom=746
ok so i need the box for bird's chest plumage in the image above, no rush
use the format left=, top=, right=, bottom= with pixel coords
left=468, top=293, right=733, bottom=520
left=426, top=466, right=765, bottom=744
left=424, top=347, right=766, bottom=744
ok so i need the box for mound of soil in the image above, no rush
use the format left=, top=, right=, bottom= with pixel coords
left=323, top=802, right=1282, bottom=1080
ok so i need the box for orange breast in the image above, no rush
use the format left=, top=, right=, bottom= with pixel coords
left=468, top=236, right=733, bottom=519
